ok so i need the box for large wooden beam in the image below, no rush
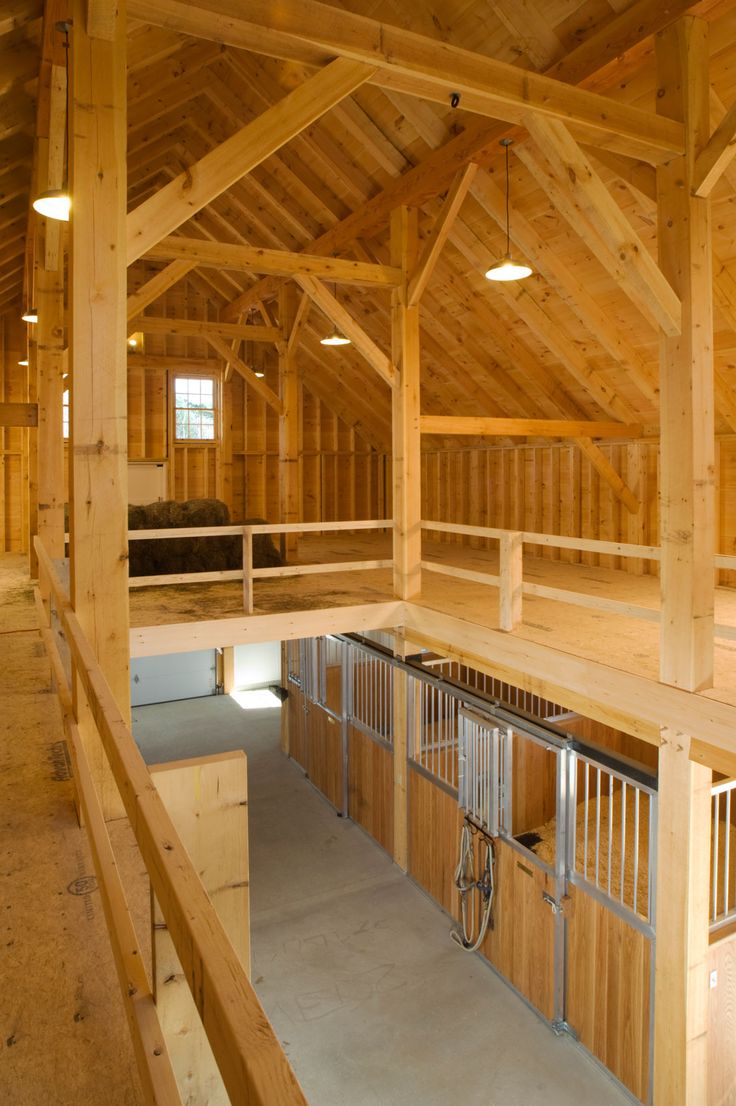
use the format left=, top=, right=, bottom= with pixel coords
left=391, top=207, right=421, bottom=600
left=420, top=416, right=642, bottom=439
left=522, top=114, right=682, bottom=337
left=295, top=274, right=396, bottom=388
left=215, top=0, right=704, bottom=323
left=145, top=236, right=402, bottom=287
left=653, top=18, right=714, bottom=1106
left=132, top=0, right=684, bottom=164
left=132, top=315, right=280, bottom=343
left=407, top=163, right=477, bottom=307
left=126, top=57, right=374, bottom=263
left=69, top=0, right=130, bottom=817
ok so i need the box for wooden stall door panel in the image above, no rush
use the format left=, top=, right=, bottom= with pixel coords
left=708, top=932, right=736, bottom=1106
left=307, top=704, right=343, bottom=810
left=565, top=886, right=650, bottom=1103
left=408, top=767, right=463, bottom=919
left=348, top=725, right=394, bottom=854
left=482, top=840, right=555, bottom=1020
left=511, top=733, right=558, bottom=835
left=288, top=687, right=308, bottom=771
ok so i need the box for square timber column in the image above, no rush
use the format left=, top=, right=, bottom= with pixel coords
left=391, top=206, right=421, bottom=600
left=654, top=18, right=714, bottom=1106
left=69, top=0, right=130, bottom=818
left=279, top=282, right=300, bottom=560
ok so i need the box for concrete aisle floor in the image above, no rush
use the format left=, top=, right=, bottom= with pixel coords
left=133, top=695, right=632, bottom=1106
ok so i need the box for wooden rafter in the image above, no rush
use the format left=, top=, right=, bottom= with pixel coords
left=126, top=57, right=376, bottom=264
left=295, top=274, right=396, bottom=388
left=692, top=97, right=736, bottom=196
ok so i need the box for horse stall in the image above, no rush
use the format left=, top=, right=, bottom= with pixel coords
left=282, top=635, right=736, bottom=1106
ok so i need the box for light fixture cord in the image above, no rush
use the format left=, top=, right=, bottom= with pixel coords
left=505, top=141, right=510, bottom=257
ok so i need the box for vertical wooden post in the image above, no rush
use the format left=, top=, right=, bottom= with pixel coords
left=242, top=527, right=253, bottom=614
left=221, top=646, right=235, bottom=694
left=36, top=263, right=66, bottom=573
left=654, top=19, right=714, bottom=1106
left=151, top=751, right=250, bottom=1106
left=69, top=0, right=130, bottom=818
left=499, top=530, right=523, bottom=631
left=279, top=283, right=300, bottom=559
left=391, top=206, right=422, bottom=600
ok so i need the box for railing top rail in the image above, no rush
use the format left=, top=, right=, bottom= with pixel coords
left=421, top=519, right=661, bottom=561
left=711, top=777, right=736, bottom=796
left=33, top=536, right=308, bottom=1106
left=128, top=519, right=392, bottom=540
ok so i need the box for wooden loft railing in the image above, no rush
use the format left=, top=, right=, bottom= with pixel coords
left=421, top=520, right=736, bottom=643
left=33, top=537, right=308, bottom=1106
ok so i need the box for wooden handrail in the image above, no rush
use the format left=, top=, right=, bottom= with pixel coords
left=34, top=537, right=308, bottom=1106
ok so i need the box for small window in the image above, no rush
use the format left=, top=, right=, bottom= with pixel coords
left=174, top=376, right=216, bottom=441
left=62, top=389, right=69, bottom=440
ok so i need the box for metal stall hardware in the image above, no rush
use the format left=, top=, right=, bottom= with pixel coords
left=566, top=749, right=658, bottom=933
left=457, top=709, right=507, bottom=834
left=711, top=777, right=736, bottom=934
left=349, top=641, right=394, bottom=746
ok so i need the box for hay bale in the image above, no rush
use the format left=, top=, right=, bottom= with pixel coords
left=128, top=499, right=282, bottom=577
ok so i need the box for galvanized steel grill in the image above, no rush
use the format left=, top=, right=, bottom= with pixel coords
left=711, top=778, right=736, bottom=931
left=350, top=646, right=393, bottom=744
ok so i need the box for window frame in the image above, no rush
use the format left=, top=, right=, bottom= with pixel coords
left=171, top=372, right=220, bottom=444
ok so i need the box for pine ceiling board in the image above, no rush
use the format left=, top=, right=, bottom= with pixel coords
left=492, top=0, right=565, bottom=70
left=126, top=23, right=192, bottom=72
left=214, top=59, right=351, bottom=229
left=128, top=40, right=222, bottom=113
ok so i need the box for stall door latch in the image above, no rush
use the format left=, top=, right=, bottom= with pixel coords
left=542, top=891, right=563, bottom=915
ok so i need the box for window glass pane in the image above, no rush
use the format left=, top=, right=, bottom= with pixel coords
left=174, top=376, right=216, bottom=441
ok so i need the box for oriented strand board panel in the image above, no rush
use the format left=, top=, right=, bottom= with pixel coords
left=150, top=751, right=249, bottom=1106
left=708, top=930, right=736, bottom=1106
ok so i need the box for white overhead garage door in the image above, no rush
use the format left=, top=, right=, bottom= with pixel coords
left=131, top=649, right=218, bottom=707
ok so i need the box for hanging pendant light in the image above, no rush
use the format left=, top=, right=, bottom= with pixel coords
left=485, top=138, right=532, bottom=283
left=22, top=308, right=38, bottom=324
left=320, top=279, right=351, bottom=346
left=33, top=23, right=72, bottom=223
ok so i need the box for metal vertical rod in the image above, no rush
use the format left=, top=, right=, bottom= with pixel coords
left=647, top=793, right=658, bottom=928
left=553, top=747, right=568, bottom=1026
left=341, top=641, right=350, bottom=817
left=583, top=763, right=590, bottom=881
left=633, top=787, right=640, bottom=916
left=712, top=794, right=719, bottom=922
left=595, top=767, right=602, bottom=887
left=620, top=783, right=627, bottom=905
left=726, top=791, right=732, bottom=915
left=607, top=772, right=613, bottom=897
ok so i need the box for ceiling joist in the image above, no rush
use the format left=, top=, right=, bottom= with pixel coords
left=420, top=416, right=642, bottom=440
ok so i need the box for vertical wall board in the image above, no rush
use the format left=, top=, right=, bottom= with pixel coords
left=565, top=886, right=650, bottom=1103
left=707, top=930, right=736, bottom=1106
left=151, top=751, right=250, bottom=1106
left=347, top=725, right=394, bottom=854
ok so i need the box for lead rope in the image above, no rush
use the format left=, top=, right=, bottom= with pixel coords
left=451, top=821, right=495, bottom=952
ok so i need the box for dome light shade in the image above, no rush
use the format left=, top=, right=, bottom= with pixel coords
left=33, top=189, right=71, bottom=222
left=485, top=254, right=533, bottom=282
left=22, top=308, right=38, bottom=324
left=18, top=359, right=29, bottom=366
left=320, top=330, right=351, bottom=347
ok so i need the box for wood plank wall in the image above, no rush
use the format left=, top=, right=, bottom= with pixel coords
left=0, top=314, right=30, bottom=552
left=423, top=442, right=736, bottom=585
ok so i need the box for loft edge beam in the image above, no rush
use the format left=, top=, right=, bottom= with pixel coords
left=420, top=417, right=642, bottom=440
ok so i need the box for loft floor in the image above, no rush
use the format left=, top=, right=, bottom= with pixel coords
left=128, top=533, right=736, bottom=707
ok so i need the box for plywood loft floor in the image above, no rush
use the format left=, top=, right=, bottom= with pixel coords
left=0, top=555, right=145, bottom=1106
left=131, top=695, right=632, bottom=1106
left=127, top=533, right=736, bottom=704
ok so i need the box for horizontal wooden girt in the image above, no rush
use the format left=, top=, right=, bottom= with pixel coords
left=0, top=402, right=38, bottom=427
left=131, top=0, right=684, bottom=164
left=130, top=315, right=281, bottom=342
left=145, top=236, right=402, bottom=286
left=419, top=416, right=642, bottom=439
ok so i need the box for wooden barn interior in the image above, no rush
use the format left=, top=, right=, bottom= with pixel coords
left=3, top=0, right=736, bottom=1104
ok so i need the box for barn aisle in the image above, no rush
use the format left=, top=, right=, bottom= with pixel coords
left=0, top=555, right=144, bottom=1106
left=133, top=693, right=632, bottom=1106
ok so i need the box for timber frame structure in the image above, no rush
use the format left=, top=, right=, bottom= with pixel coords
left=3, top=1, right=736, bottom=1104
